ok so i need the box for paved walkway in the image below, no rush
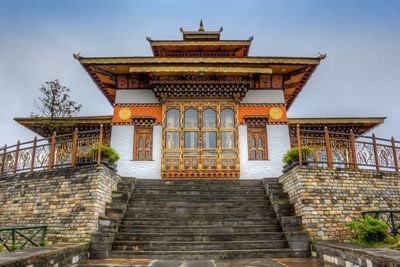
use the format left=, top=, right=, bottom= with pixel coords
left=76, top=257, right=334, bottom=267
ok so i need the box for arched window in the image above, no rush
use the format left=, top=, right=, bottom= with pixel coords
left=203, top=108, right=216, bottom=128
left=166, top=109, right=180, bottom=129
left=184, top=109, right=198, bottom=128
left=220, top=108, right=234, bottom=128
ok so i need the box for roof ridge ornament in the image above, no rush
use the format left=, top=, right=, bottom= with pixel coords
left=73, top=52, right=81, bottom=60
left=319, top=52, right=327, bottom=60
left=199, top=19, right=204, bottom=31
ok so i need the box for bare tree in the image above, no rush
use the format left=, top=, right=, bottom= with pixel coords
left=32, top=79, right=82, bottom=135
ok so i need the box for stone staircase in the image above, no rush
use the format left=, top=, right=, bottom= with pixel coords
left=91, top=178, right=309, bottom=260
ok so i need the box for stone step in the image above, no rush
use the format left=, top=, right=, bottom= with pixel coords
left=134, top=185, right=264, bottom=191
left=120, top=218, right=279, bottom=226
left=123, top=211, right=276, bottom=219
left=128, top=201, right=269, bottom=207
left=109, top=248, right=309, bottom=260
left=126, top=206, right=272, bottom=213
left=131, top=194, right=267, bottom=201
left=135, top=179, right=263, bottom=186
left=118, top=225, right=281, bottom=234
left=132, top=189, right=266, bottom=195
left=112, top=240, right=288, bottom=251
left=114, top=231, right=286, bottom=242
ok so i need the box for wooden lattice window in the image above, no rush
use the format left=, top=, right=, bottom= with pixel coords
left=248, top=127, right=268, bottom=160
left=134, top=127, right=153, bottom=160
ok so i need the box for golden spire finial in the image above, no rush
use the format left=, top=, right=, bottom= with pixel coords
left=199, top=19, right=204, bottom=31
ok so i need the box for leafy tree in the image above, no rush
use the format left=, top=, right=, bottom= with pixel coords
left=32, top=79, right=82, bottom=135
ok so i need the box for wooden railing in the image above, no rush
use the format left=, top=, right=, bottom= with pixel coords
left=0, top=226, right=47, bottom=251
left=0, top=125, right=103, bottom=176
left=294, top=125, right=400, bottom=172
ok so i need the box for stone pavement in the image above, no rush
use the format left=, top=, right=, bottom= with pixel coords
left=76, top=257, right=334, bottom=267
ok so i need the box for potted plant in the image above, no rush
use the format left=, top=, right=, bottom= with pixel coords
left=282, top=146, right=312, bottom=173
left=89, top=145, right=120, bottom=171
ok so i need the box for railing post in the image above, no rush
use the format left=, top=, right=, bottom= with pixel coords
left=71, top=128, right=78, bottom=167
left=372, top=134, right=380, bottom=172
left=296, top=124, right=303, bottom=166
left=30, top=137, right=37, bottom=172
left=1, top=144, right=7, bottom=175
left=48, top=132, right=56, bottom=169
left=11, top=229, right=16, bottom=250
left=13, top=140, right=20, bottom=175
left=97, top=124, right=104, bottom=165
left=350, top=130, right=358, bottom=170
left=325, top=127, right=333, bottom=168
left=391, top=137, right=399, bottom=173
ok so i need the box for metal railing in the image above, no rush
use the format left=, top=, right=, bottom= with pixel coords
left=294, top=125, right=400, bottom=173
left=0, top=226, right=47, bottom=251
left=362, top=211, right=400, bottom=235
left=0, top=125, right=104, bottom=176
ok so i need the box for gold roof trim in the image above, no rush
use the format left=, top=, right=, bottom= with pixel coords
left=14, top=116, right=113, bottom=124
left=128, top=65, right=273, bottom=74
left=78, top=56, right=321, bottom=65
left=288, top=117, right=386, bottom=124
left=149, top=40, right=251, bottom=47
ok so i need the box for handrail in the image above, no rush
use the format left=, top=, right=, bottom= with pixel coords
left=0, top=225, right=47, bottom=251
left=0, top=125, right=104, bottom=176
left=295, top=125, right=400, bottom=173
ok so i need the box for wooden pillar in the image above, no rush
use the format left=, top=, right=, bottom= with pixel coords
left=71, top=129, right=78, bottom=167
left=391, top=137, right=399, bottom=173
left=30, top=137, right=37, bottom=172
left=13, top=140, right=20, bottom=175
left=325, top=127, right=333, bottom=168
left=1, top=144, right=7, bottom=175
left=350, top=130, right=358, bottom=170
left=296, top=124, right=303, bottom=166
left=372, top=134, right=380, bottom=172
left=97, top=125, right=103, bottom=165
left=48, top=132, right=56, bottom=169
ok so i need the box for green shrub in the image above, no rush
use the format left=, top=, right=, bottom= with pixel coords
left=89, top=145, right=120, bottom=164
left=283, top=146, right=312, bottom=164
left=347, top=217, right=389, bottom=245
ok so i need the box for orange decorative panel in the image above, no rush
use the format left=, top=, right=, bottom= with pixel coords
left=259, top=74, right=272, bottom=88
left=239, top=105, right=287, bottom=124
left=113, top=105, right=162, bottom=124
left=117, top=75, right=128, bottom=88
left=272, top=75, right=283, bottom=89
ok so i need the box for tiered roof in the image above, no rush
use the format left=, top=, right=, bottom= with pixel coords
left=75, top=21, right=324, bottom=107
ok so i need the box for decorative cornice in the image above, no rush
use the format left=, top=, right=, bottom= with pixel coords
left=78, top=56, right=322, bottom=65
left=240, top=103, right=286, bottom=107
left=152, top=83, right=249, bottom=100
left=113, top=103, right=161, bottom=107
left=132, top=116, right=157, bottom=127
left=129, top=66, right=272, bottom=74
left=149, top=40, right=251, bottom=47
left=244, top=116, right=269, bottom=127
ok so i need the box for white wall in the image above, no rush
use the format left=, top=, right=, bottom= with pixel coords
left=241, top=90, right=285, bottom=104
left=115, top=90, right=160, bottom=104
left=239, top=124, right=290, bottom=179
left=111, top=125, right=162, bottom=179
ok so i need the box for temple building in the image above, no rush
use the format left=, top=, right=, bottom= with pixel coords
left=15, top=22, right=385, bottom=179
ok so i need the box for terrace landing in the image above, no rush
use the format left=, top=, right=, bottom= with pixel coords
left=77, top=257, right=333, bottom=267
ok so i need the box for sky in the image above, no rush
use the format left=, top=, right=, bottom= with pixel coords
left=0, top=0, right=400, bottom=145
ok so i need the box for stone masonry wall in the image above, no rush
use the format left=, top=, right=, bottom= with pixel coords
left=0, top=165, right=121, bottom=242
left=279, top=166, right=400, bottom=240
